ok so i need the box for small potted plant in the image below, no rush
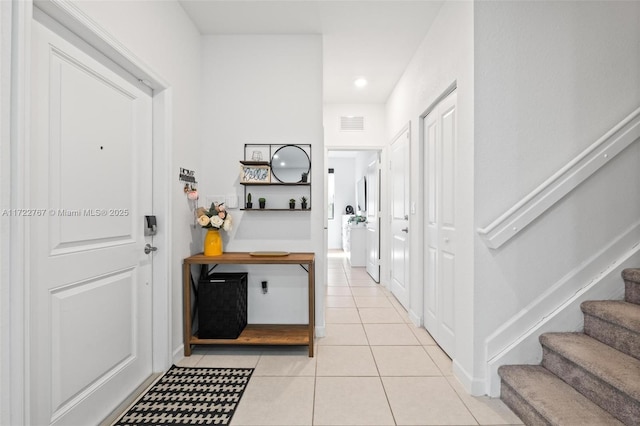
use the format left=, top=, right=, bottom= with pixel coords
left=300, top=196, right=308, bottom=210
left=246, top=193, right=253, bottom=209
left=259, top=197, right=266, bottom=209
left=300, top=172, right=308, bottom=183
left=289, top=198, right=296, bottom=209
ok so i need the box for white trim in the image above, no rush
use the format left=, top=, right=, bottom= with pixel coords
left=151, top=88, right=173, bottom=371
left=7, top=1, right=174, bottom=422
left=35, top=0, right=169, bottom=90
left=172, top=344, right=185, bottom=366
left=452, top=360, right=485, bottom=396
left=484, top=220, right=640, bottom=396
left=477, top=106, right=640, bottom=249
left=408, top=309, right=421, bottom=327
left=7, top=2, right=33, bottom=424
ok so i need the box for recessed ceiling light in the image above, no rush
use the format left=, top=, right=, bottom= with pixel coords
left=354, top=78, right=368, bottom=88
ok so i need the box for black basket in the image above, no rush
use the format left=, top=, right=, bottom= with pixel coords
left=197, top=272, right=248, bottom=339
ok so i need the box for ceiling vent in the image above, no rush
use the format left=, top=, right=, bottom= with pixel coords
left=340, top=116, right=364, bottom=132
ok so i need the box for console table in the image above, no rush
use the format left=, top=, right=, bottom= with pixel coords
left=183, top=252, right=315, bottom=357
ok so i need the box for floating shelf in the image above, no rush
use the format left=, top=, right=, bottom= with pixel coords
left=240, top=182, right=310, bottom=186
left=241, top=208, right=311, bottom=211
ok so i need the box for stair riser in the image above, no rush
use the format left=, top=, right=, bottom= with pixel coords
left=500, top=381, right=552, bottom=426
left=542, top=347, right=640, bottom=425
left=625, top=281, right=640, bottom=305
left=584, top=314, right=640, bottom=361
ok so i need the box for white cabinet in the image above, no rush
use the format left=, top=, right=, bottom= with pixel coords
left=342, top=215, right=366, bottom=267
left=347, top=226, right=366, bottom=267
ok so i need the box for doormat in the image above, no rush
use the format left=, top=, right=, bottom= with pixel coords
left=114, top=365, right=253, bottom=426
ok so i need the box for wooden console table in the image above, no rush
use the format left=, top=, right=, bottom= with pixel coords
left=183, top=252, right=315, bottom=357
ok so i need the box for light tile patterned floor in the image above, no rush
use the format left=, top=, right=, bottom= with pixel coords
left=176, top=250, right=523, bottom=426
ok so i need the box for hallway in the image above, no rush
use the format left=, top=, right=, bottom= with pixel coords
left=175, top=250, right=522, bottom=425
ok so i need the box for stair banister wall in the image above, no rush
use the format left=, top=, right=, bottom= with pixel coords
left=479, top=105, right=640, bottom=394
left=474, top=1, right=640, bottom=397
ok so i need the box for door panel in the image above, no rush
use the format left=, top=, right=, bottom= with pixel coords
left=366, top=157, right=380, bottom=282
left=31, top=19, right=153, bottom=425
left=390, top=128, right=410, bottom=309
left=423, top=90, right=457, bottom=358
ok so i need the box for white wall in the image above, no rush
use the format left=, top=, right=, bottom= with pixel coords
left=324, top=103, right=386, bottom=148
left=70, top=0, right=203, bottom=360
left=474, top=1, right=640, bottom=395
left=199, top=35, right=325, bottom=328
left=385, top=0, right=476, bottom=391
left=327, top=157, right=356, bottom=249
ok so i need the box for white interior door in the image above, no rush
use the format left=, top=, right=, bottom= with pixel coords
left=390, top=128, right=410, bottom=309
left=366, top=156, right=380, bottom=282
left=423, top=90, right=457, bottom=357
left=30, top=18, right=154, bottom=425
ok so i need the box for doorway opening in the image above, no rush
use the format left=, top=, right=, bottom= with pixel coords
left=326, top=149, right=381, bottom=282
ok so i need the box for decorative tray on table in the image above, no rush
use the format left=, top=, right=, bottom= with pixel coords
left=249, top=251, right=290, bottom=257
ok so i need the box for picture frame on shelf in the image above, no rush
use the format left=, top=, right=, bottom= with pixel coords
left=240, top=164, right=271, bottom=183
left=244, top=145, right=270, bottom=163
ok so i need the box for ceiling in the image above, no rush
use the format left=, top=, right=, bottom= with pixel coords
left=178, top=0, right=445, bottom=104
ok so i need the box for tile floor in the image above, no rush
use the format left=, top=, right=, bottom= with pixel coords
left=176, top=250, right=523, bottom=426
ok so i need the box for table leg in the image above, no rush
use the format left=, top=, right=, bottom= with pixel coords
left=308, top=260, right=315, bottom=357
left=183, top=262, right=192, bottom=356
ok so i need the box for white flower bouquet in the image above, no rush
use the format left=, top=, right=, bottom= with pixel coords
left=196, top=202, right=232, bottom=232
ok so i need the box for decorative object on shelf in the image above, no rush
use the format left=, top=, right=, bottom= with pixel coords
left=246, top=193, right=253, bottom=209
left=196, top=202, right=233, bottom=256
left=348, top=215, right=367, bottom=225
left=258, top=197, right=266, bottom=209
left=345, top=205, right=354, bottom=214
left=186, top=189, right=199, bottom=200
left=249, top=251, right=290, bottom=257
left=300, top=196, right=308, bottom=210
left=289, top=198, right=296, bottom=209
left=203, top=228, right=222, bottom=256
left=240, top=164, right=270, bottom=183
left=271, top=145, right=311, bottom=183
left=301, top=171, right=308, bottom=183
left=251, top=150, right=263, bottom=161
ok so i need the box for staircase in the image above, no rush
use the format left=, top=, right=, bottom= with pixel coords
left=499, top=268, right=640, bottom=425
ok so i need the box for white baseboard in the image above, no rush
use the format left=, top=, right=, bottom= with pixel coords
left=172, top=345, right=185, bottom=365
left=408, top=309, right=422, bottom=327
left=452, top=360, right=486, bottom=396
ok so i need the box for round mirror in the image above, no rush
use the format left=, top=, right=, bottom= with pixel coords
left=271, top=145, right=310, bottom=183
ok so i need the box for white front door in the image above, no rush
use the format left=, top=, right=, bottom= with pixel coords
left=366, top=156, right=380, bottom=282
left=30, top=18, right=154, bottom=425
left=423, top=90, right=457, bottom=357
left=390, top=128, right=410, bottom=309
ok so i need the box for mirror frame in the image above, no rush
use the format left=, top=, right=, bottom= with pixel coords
left=270, top=145, right=311, bottom=183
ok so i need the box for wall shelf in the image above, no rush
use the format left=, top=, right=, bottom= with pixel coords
left=240, top=182, right=310, bottom=186
left=241, top=143, right=312, bottom=210
left=241, top=208, right=311, bottom=211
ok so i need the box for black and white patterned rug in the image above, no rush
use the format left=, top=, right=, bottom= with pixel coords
left=114, top=365, right=253, bottom=426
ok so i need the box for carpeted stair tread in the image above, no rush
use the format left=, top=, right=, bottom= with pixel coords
left=623, top=268, right=640, bottom=304
left=622, top=268, right=640, bottom=283
left=582, top=300, right=640, bottom=332
left=498, top=365, right=624, bottom=425
left=540, top=332, right=640, bottom=400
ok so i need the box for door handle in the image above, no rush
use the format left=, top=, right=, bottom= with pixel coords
left=401, top=227, right=409, bottom=233
left=144, top=243, right=158, bottom=254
